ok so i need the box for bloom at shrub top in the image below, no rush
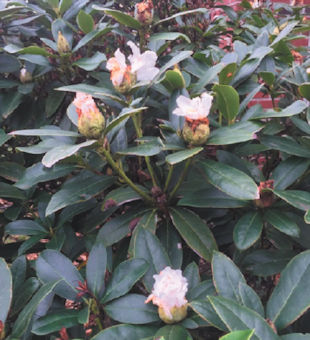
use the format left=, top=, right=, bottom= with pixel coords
left=145, top=266, right=188, bottom=323
left=106, top=41, right=159, bottom=92
left=173, top=92, right=213, bottom=120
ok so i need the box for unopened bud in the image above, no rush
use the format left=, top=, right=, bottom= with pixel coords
left=134, top=0, right=154, bottom=25
left=20, top=68, right=32, bottom=83
left=254, top=180, right=274, bottom=208
left=73, top=92, right=105, bottom=139
left=114, top=69, right=136, bottom=94
left=182, top=119, right=210, bottom=146
left=158, top=304, right=188, bottom=324
left=57, top=31, right=70, bottom=54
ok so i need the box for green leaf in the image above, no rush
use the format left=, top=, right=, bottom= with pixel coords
left=0, top=182, right=26, bottom=200
left=209, top=296, right=279, bottom=340
left=273, top=189, right=310, bottom=211
left=199, top=160, right=259, bottom=200
left=45, top=90, right=65, bottom=117
left=93, top=7, right=142, bottom=29
left=0, top=54, right=20, bottom=73
left=46, top=173, right=115, bottom=216
left=102, top=259, right=149, bottom=303
left=77, top=10, right=94, bottom=34
left=299, top=83, right=310, bottom=101
left=264, top=209, right=300, bottom=237
left=149, top=32, right=191, bottom=44
left=267, top=250, right=310, bottom=330
left=0, top=161, right=24, bottom=182
left=0, top=258, right=12, bottom=324
left=72, top=27, right=112, bottom=52
left=184, top=262, right=200, bottom=292
left=42, top=140, right=97, bottom=168
left=192, top=63, right=225, bottom=94
left=238, top=282, right=264, bottom=317
left=86, top=241, right=107, bottom=299
left=212, top=252, right=246, bottom=303
left=104, top=186, right=146, bottom=207
left=233, top=212, right=263, bottom=250
left=189, top=299, right=228, bottom=331
left=133, top=228, right=171, bottom=292
left=118, top=143, right=162, bottom=157
left=166, top=147, right=203, bottom=165
left=155, top=8, right=208, bottom=25
left=155, top=325, right=193, bottom=339
left=97, top=209, right=150, bottom=247
left=219, top=63, right=237, bottom=85
left=178, top=188, right=249, bottom=208
left=270, top=21, right=299, bottom=46
left=271, top=157, right=310, bottom=190
left=169, top=207, right=217, bottom=262
left=17, top=45, right=51, bottom=56
left=11, top=281, right=60, bottom=338
left=213, top=84, right=240, bottom=123
left=90, top=324, right=156, bottom=340
left=73, top=52, right=106, bottom=71
left=15, top=163, right=76, bottom=190
left=5, top=220, right=47, bottom=236
left=281, top=334, right=310, bottom=340
left=0, top=92, right=23, bottom=119
left=305, top=210, right=310, bottom=224
left=220, top=330, right=254, bottom=340
left=259, top=72, right=275, bottom=86
left=32, top=310, right=80, bottom=335
left=251, top=101, right=308, bottom=119
left=36, top=250, right=83, bottom=300
left=59, top=0, right=72, bottom=15
left=0, top=129, right=11, bottom=147
left=104, top=294, right=160, bottom=324
left=10, top=128, right=80, bottom=137
left=207, top=121, right=263, bottom=145
left=162, top=69, right=186, bottom=91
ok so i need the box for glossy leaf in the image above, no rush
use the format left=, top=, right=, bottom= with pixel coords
left=166, top=147, right=203, bottom=165
left=209, top=296, right=279, bottom=340
left=155, top=325, right=193, bottom=340
left=169, top=208, right=217, bottom=262
left=86, top=241, right=107, bottom=299
left=11, top=281, right=59, bottom=338
left=299, top=83, right=310, bottom=101
left=264, top=209, right=300, bottom=237
left=77, top=10, right=94, bottom=34
left=9, top=128, right=80, bottom=137
left=273, top=189, right=310, bottom=211
left=266, top=250, right=310, bottom=330
left=73, top=52, right=106, bottom=71
left=36, top=250, right=83, bottom=300
left=207, top=121, right=263, bottom=145
left=90, top=325, right=156, bottom=340
left=102, top=258, right=149, bottom=303
left=46, top=174, right=115, bottom=215
left=199, top=160, right=259, bottom=200
left=0, top=258, right=12, bottom=324
left=220, top=330, right=255, bottom=340
left=251, top=101, right=308, bottom=119
left=233, top=212, right=263, bottom=250
left=213, top=84, right=240, bottom=123
left=5, top=220, right=47, bottom=236
left=104, top=294, right=160, bottom=324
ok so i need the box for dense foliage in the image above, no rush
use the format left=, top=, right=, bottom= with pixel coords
left=0, top=0, right=310, bottom=339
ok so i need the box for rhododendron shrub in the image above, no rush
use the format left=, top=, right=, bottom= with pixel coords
left=0, top=0, right=310, bottom=339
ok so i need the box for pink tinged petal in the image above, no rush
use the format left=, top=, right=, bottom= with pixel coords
left=176, top=95, right=193, bottom=109
left=140, top=51, right=158, bottom=68
left=106, top=57, right=118, bottom=71
left=114, top=49, right=127, bottom=70
left=173, top=107, right=186, bottom=116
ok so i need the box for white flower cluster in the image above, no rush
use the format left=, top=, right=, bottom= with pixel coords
left=145, top=266, right=188, bottom=318
left=173, top=92, right=213, bottom=120
left=106, top=41, right=159, bottom=87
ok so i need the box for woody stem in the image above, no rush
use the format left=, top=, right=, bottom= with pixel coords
left=168, top=158, right=192, bottom=201
left=131, top=114, right=158, bottom=187
left=101, top=147, right=154, bottom=205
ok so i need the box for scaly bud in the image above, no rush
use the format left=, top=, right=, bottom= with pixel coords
left=73, top=92, right=105, bottom=139
left=255, top=180, right=274, bottom=208
left=182, top=118, right=210, bottom=146
left=20, top=67, right=32, bottom=83
left=134, top=0, right=154, bottom=25
left=57, top=31, right=70, bottom=54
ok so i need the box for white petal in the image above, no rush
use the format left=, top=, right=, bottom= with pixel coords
left=176, top=95, right=192, bottom=109
left=136, top=66, right=159, bottom=82
left=173, top=107, right=186, bottom=116
left=114, top=49, right=127, bottom=69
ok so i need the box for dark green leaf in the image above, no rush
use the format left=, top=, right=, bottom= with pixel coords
left=86, top=241, right=107, bottom=299
left=233, top=212, right=263, bottom=250
left=0, top=182, right=26, bottom=200
left=273, top=189, right=310, bottom=211
left=169, top=208, right=217, bottom=262
left=155, top=325, right=193, bottom=339
left=90, top=324, right=156, bottom=340
left=5, top=220, right=47, bottom=236
left=104, top=294, right=159, bottom=324
left=77, top=10, right=94, bottom=34
left=213, top=84, right=240, bottom=123
left=219, top=63, right=237, bottom=85
left=220, top=330, right=254, bottom=340
left=36, top=250, right=83, bottom=300
left=264, top=209, right=300, bottom=237
left=73, top=52, right=106, bottom=71
left=102, top=258, right=149, bottom=303
left=199, top=160, right=259, bottom=200
left=251, top=101, right=308, bottom=119
left=0, top=258, right=12, bottom=324
left=166, top=147, right=203, bottom=165
left=266, top=250, right=310, bottom=330
left=299, top=83, right=310, bottom=101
